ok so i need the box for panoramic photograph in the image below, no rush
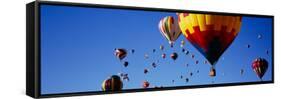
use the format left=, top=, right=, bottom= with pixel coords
left=40, top=4, right=273, bottom=94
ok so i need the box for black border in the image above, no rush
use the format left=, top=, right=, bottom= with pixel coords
left=29, top=0, right=274, bottom=98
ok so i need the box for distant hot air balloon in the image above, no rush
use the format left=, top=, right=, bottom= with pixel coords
left=190, top=72, right=193, bottom=76
left=185, top=50, right=189, bottom=55
left=144, top=69, right=149, bottom=74
left=170, top=52, right=178, bottom=60
left=123, top=61, right=129, bottom=67
left=152, top=62, right=157, bottom=68
left=185, top=78, right=189, bottom=83
left=131, top=49, right=135, bottom=54
left=182, top=48, right=186, bottom=53
left=247, top=44, right=251, bottom=48
left=180, top=40, right=185, bottom=48
left=252, top=58, right=268, bottom=80
left=153, top=49, right=156, bottom=53
left=144, top=54, right=149, bottom=59
left=180, top=75, right=183, bottom=79
left=258, top=34, right=262, bottom=39
left=114, top=48, right=127, bottom=60
left=195, top=60, right=199, bottom=64
left=159, top=16, right=182, bottom=47
left=178, top=13, right=242, bottom=77
left=266, top=50, right=269, bottom=55
left=204, top=60, right=208, bottom=64
left=160, top=45, right=164, bottom=50
left=240, top=69, right=244, bottom=75
left=162, top=53, right=166, bottom=59
left=102, top=75, right=123, bottom=91
left=142, top=81, right=150, bottom=88
left=191, top=54, right=195, bottom=59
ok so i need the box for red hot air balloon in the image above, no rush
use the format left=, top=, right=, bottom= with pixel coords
left=114, top=48, right=127, bottom=60
left=252, top=58, right=268, bottom=79
left=170, top=52, right=178, bottom=60
left=142, top=81, right=150, bottom=88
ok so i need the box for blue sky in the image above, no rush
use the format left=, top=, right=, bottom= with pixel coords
left=40, top=4, right=273, bottom=95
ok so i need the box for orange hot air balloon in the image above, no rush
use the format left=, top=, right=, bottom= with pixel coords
left=178, top=13, right=242, bottom=76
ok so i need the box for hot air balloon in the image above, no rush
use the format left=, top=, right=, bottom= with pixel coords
left=204, top=60, right=208, bottom=64
left=178, top=13, right=242, bottom=77
left=131, top=49, right=135, bottom=54
left=159, top=16, right=182, bottom=47
left=162, top=53, right=166, bottom=59
left=114, top=48, right=127, bottom=60
left=123, top=61, right=129, bottom=67
left=190, top=72, right=193, bottom=76
left=144, top=54, right=149, bottom=59
left=185, top=78, right=189, bottom=83
left=142, top=81, right=150, bottom=88
left=160, top=45, right=164, bottom=50
left=258, top=34, right=262, bottom=39
left=180, top=40, right=185, bottom=48
left=266, top=50, right=269, bottom=55
left=182, top=48, right=186, bottom=53
left=102, top=75, right=123, bottom=91
left=195, top=60, right=199, bottom=64
left=191, top=54, right=195, bottom=59
left=185, top=50, right=189, bottom=55
left=252, top=58, right=268, bottom=80
left=247, top=44, right=251, bottom=48
left=144, top=69, right=149, bottom=74
left=152, top=62, right=157, bottom=68
left=240, top=69, right=244, bottom=75
left=170, top=52, right=178, bottom=60
left=180, top=75, right=183, bottom=79
left=153, top=49, right=156, bottom=53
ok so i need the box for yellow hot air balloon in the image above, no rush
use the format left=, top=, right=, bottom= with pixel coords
left=159, top=16, right=182, bottom=47
left=178, top=13, right=242, bottom=77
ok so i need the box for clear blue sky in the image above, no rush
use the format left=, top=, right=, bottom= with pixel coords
left=40, top=4, right=273, bottom=95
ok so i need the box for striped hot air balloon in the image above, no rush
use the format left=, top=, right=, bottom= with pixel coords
left=252, top=58, right=268, bottom=80
left=159, top=16, right=182, bottom=47
left=102, top=75, right=123, bottom=91
left=178, top=13, right=242, bottom=76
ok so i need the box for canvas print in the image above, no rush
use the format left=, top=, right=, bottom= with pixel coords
left=40, top=4, right=273, bottom=95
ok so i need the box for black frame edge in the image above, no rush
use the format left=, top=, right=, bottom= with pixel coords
left=26, top=1, right=40, bottom=98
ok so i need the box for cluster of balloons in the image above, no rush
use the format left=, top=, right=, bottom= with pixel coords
left=102, top=12, right=270, bottom=91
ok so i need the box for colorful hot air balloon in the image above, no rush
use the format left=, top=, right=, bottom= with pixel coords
left=142, top=81, right=150, bottom=88
left=252, top=58, right=268, bottom=79
left=102, top=75, right=123, bottom=91
left=114, top=48, right=127, bottom=60
left=178, top=13, right=242, bottom=76
left=170, top=52, right=178, bottom=60
left=159, top=16, right=182, bottom=47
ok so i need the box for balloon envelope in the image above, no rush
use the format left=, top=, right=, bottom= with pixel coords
left=159, top=16, right=182, bottom=46
left=252, top=58, right=268, bottom=79
left=114, top=49, right=127, bottom=60
left=178, top=13, right=242, bottom=65
left=102, top=75, right=123, bottom=91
